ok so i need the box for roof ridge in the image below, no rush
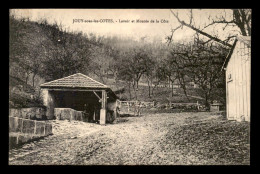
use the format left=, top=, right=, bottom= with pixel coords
left=40, top=73, right=78, bottom=86
left=40, top=73, right=108, bottom=88
left=77, top=73, right=108, bottom=87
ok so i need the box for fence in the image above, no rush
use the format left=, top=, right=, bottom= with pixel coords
left=117, top=100, right=153, bottom=116
left=116, top=100, right=205, bottom=115
left=167, top=102, right=203, bottom=110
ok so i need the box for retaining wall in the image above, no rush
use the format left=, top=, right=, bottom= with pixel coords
left=9, top=107, right=47, bottom=120
left=9, top=107, right=52, bottom=148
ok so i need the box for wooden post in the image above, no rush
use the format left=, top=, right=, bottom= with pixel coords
left=100, top=90, right=107, bottom=125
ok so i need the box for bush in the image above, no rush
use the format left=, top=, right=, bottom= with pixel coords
left=9, top=91, right=45, bottom=109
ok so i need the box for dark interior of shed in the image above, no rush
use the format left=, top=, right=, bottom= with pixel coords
left=51, top=90, right=102, bottom=122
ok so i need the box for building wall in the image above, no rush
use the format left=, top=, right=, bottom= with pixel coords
left=226, top=40, right=251, bottom=122
left=41, top=89, right=55, bottom=119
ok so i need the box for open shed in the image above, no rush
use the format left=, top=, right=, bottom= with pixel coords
left=222, top=36, right=251, bottom=122
left=40, top=73, right=118, bottom=125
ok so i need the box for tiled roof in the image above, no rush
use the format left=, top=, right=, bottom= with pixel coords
left=40, top=73, right=108, bottom=89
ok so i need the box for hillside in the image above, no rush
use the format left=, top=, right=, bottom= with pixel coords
left=9, top=15, right=225, bottom=108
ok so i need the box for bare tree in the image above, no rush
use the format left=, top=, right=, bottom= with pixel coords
left=167, top=9, right=251, bottom=47
left=168, top=36, right=228, bottom=107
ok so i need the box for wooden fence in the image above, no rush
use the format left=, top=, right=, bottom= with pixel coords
left=116, top=100, right=205, bottom=116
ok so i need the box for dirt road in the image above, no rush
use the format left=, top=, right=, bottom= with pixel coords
left=9, top=112, right=250, bottom=165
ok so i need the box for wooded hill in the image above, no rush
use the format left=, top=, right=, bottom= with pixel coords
left=9, top=15, right=228, bottom=108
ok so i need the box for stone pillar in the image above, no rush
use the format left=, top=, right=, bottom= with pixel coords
left=41, top=89, right=55, bottom=119
left=100, top=90, right=107, bottom=125
left=100, top=109, right=106, bottom=125
left=107, top=100, right=117, bottom=123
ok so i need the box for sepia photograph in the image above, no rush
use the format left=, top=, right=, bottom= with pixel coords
left=9, top=9, right=251, bottom=165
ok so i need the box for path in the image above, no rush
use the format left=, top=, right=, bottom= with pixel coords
left=9, top=112, right=250, bottom=165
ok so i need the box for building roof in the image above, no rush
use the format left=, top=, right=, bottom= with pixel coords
left=40, top=73, right=108, bottom=89
left=221, top=36, right=251, bottom=70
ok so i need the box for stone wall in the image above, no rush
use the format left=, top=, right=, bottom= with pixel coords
left=9, top=117, right=52, bottom=135
left=9, top=107, right=47, bottom=120
left=54, top=108, right=83, bottom=121
left=9, top=107, right=52, bottom=148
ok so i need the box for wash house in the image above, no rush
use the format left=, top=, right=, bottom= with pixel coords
left=40, top=73, right=118, bottom=125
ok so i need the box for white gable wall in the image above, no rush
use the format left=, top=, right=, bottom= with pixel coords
left=226, top=40, right=251, bottom=122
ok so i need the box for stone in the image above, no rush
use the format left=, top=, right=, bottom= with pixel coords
left=20, top=108, right=34, bottom=119
left=22, top=119, right=35, bottom=134
left=70, top=109, right=77, bottom=121
left=35, top=121, right=45, bottom=135
left=35, top=107, right=46, bottom=120
left=100, top=109, right=106, bottom=125
left=9, top=108, right=22, bottom=118
left=9, top=135, right=18, bottom=147
left=9, top=117, right=23, bottom=133
left=41, top=89, right=55, bottom=120
left=75, top=111, right=83, bottom=121
left=10, top=108, right=46, bottom=120
left=45, top=123, right=52, bottom=136
left=55, top=108, right=78, bottom=121
left=61, top=108, right=72, bottom=120
left=54, top=108, right=62, bottom=120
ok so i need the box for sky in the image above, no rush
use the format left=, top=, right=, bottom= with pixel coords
left=10, top=9, right=237, bottom=43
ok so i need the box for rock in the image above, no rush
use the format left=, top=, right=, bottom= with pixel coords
left=9, top=117, right=23, bottom=132
left=76, top=111, right=83, bottom=121
left=55, top=108, right=75, bottom=121
left=35, top=108, right=46, bottom=120
left=45, top=123, right=52, bottom=136
left=21, top=108, right=35, bottom=119
left=54, top=108, right=62, bottom=120
left=9, top=134, right=18, bottom=147
left=9, top=108, right=22, bottom=118
left=19, top=107, right=46, bottom=120
left=22, top=119, right=35, bottom=134
left=70, top=109, right=77, bottom=121
left=35, top=121, right=45, bottom=136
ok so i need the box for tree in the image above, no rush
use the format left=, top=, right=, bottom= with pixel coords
left=167, top=9, right=251, bottom=47
left=117, top=46, right=152, bottom=100
left=168, top=36, right=228, bottom=107
left=9, top=15, right=33, bottom=83
left=39, top=22, right=92, bottom=81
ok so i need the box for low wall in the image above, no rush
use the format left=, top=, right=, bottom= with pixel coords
left=9, top=107, right=52, bottom=148
left=54, top=108, right=83, bottom=121
left=9, top=116, right=52, bottom=148
left=9, top=116, right=52, bottom=135
left=9, top=107, right=47, bottom=120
